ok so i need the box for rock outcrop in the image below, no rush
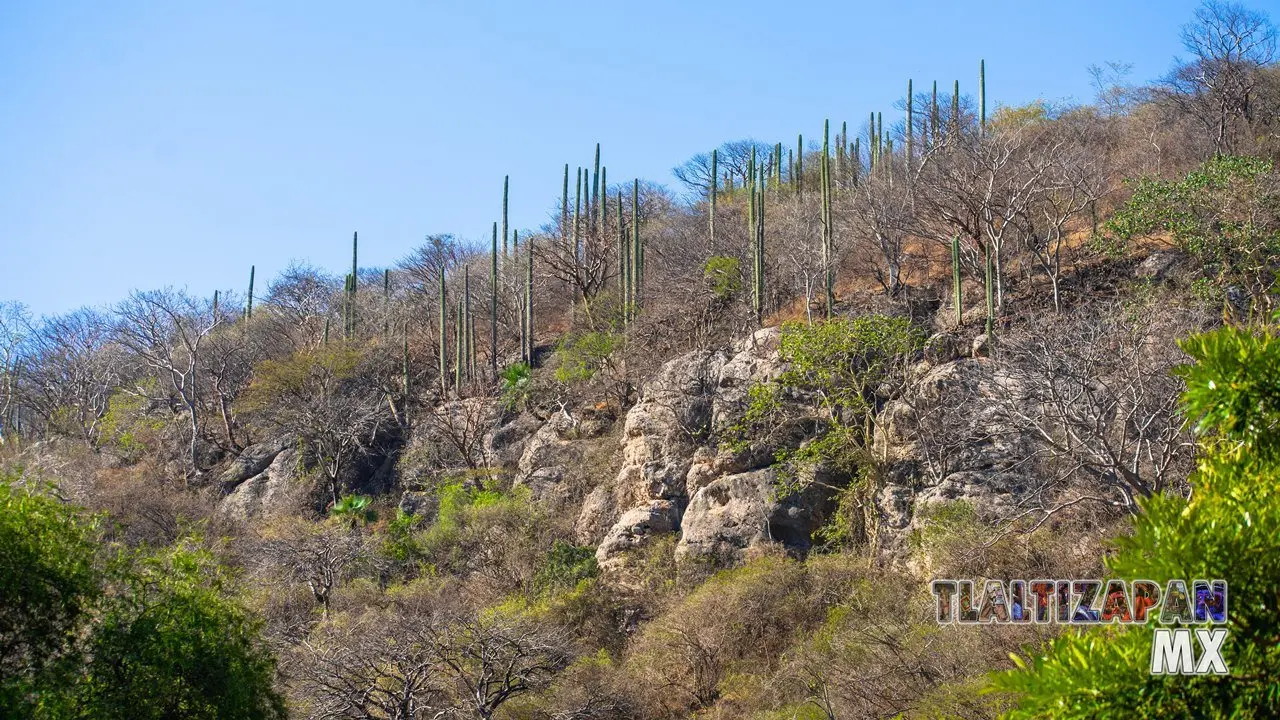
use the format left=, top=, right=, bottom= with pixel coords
left=220, top=445, right=301, bottom=521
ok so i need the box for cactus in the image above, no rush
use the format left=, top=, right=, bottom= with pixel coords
left=886, top=139, right=894, bottom=187
left=573, top=166, right=582, bottom=272
left=245, top=265, right=255, bottom=321
left=931, top=80, right=940, bottom=147
left=952, top=80, right=960, bottom=136
left=629, top=179, right=643, bottom=318
left=709, top=148, right=717, bottom=250
left=383, top=269, right=391, bottom=335
left=324, top=317, right=330, bottom=345
left=212, top=290, right=219, bottom=322
left=490, top=221, right=498, bottom=376
left=984, top=243, right=994, bottom=337
left=788, top=149, right=794, bottom=189
left=438, top=271, right=447, bottom=394
left=454, top=300, right=463, bottom=389
left=852, top=137, right=861, bottom=186
left=795, top=134, right=803, bottom=195
left=618, top=190, right=627, bottom=297
left=979, top=59, right=986, bottom=137
left=592, top=143, right=601, bottom=233
left=561, top=164, right=570, bottom=240
left=951, top=235, right=962, bottom=325
left=599, top=165, right=607, bottom=243
left=502, top=176, right=510, bottom=256
left=821, top=119, right=834, bottom=318
left=774, top=142, right=783, bottom=188
left=463, top=265, right=472, bottom=381
left=906, top=79, right=914, bottom=169
left=747, top=144, right=756, bottom=232
left=752, top=165, right=766, bottom=323
left=524, top=232, right=534, bottom=364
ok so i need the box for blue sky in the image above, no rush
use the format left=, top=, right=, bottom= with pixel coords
left=1, top=0, right=1206, bottom=316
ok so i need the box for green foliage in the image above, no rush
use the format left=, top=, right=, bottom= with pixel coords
left=500, top=362, right=532, bottom=411
left=552, top=331, right=621, bottom=386
left=0, top=478, right=283, bottom=720
left=330, top=493, right=377, bottom=527
left=98, top=386, right=165, bottom=461
left=0, top=477, right=104, bottom=709
left=531, top=540, right=598, bottom=597
left=703, top=255, right=742, bottom=300
left=990, top=323, right=1280, bottom=717
left=727, top=316, right=924, bottom=497
left=1108, top=156, right=1280, bottom=304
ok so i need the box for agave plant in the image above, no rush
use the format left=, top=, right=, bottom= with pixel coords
left=330, top=493, right=377, bottom=528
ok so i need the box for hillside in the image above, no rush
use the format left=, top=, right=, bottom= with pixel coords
left=4, top=2, right=1280, bottom=718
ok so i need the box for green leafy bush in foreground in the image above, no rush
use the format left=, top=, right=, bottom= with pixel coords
left=991, top=324, right=1280, bottom=718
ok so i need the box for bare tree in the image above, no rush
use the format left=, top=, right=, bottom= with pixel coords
left=238, top=346, right=389, bottom=504
left=260, top=521, right=366, bottom=619
left=673, top=140, right=776, bottom=196
left=987, top=304, right=1201, bottom=513
left=21, top=308, right=125, bottom=447
left=114, top=289, right=221, bottom=474
left=845, top=170, right=914, bottom=297
left=0, top=302, right=30, bottom=439
left=1166, top=0, right=1277, bottom=153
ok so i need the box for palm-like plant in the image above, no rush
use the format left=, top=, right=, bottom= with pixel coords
left=330, top=494, right=377, bottom=529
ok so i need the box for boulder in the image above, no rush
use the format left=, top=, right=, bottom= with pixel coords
left=219, top=448, right=300, bottom=521
left=218, top=436, right=290, bottom=492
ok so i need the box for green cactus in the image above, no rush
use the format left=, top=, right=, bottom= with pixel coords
left=502, top=175, right=510, bottom=256
left=245, top=265, right=255, bottom=321
left=979, top=59, right=986, bottom=137
left=599, top=165, right=607, bottom=243
left=747, top=144, right=756, bottom=232
left=454, top=299, right=463, bottom=389
left=951, top=235, right=962, bottom=325
left=868, top=112, right=877, bottom=170
left=561, top=164, right=570, bottom=240
left=821, top=120, right=834, bottom=317
left=931, top=80, right=940, bottom=147
left=709, top=148, right=718, bottom=251
left=491, top=221, right=498, bottom=376
left=752, top=165, right=766, bottom=323
left=795, top=134, right=803, bottom=195
left=439, top=271, right=447, bottom=394
left=592, top=143, right=601, bottom=233
left=324, top=316, right=330, bottom=345
left=524, top=232, right=534, bottom=364
left=852, top=137, right=861, bottom=186
left=952, top=80, right=960, bottom=136
left=618, top=190, right=627, bottom=297
left=574, top=166, right=582, bottom=276
left=906, top=79, right=914, bottom=169
left=212, top=290, right=219, bottom=321
left=774, top=142, right=783, bottom=189
left=463, top=265, right=472, bottom=381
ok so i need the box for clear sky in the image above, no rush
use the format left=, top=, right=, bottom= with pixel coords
left=1, top=0, right=1206, bottom=317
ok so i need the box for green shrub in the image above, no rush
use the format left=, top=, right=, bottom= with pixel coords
left=703, top=255, right=742, bottom=300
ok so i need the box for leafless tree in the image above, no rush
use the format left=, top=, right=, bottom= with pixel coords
left=987, top=304, right=1201, bottom=513
left=673, top=140, right=777, bottom=196
left=114, top=288, right=221, bottom=474
left=21, top=308, right=125, bottom=447
left=0, top=302, right=30, bottom=439
left=238, top=346, right=390, bottom=504
left=844, top=170, right=914, bottom=297
left=260, top=521, right=366, bottom=619
left=1166, top=0, right=1277, bottom=153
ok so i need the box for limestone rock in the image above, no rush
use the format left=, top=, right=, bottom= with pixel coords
left=220, top=448, right=300, bottom=521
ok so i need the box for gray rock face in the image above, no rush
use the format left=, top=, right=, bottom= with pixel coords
left=593, top=327, right=835, bottom=569
left=218, top=437, right=291, bottom=492
left=220, top=447, right=300, bottom=521
left=873, top=357, right=1038, bottom=558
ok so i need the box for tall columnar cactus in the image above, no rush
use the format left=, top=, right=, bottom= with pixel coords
left=877, top=112, right=883, bottom=165
left=821, top=119, right=834, bottom=318
left=383, top=269, right=391, bottom=336
left=454, top=300, right=463, bottom=389
left=502, top=175, right=510, bottom=256
left=628, top=179, right=643, bottom=319
left=979, top=59, right=987, bottom=137
left=906, top=79, right=914, bottom=170
left=246, top=265, right=255, bottom=321
left=517, top=230, right=526, bottom=362
left=753, top=165, right=766, bottom=324
left=573, top=167, right=582, bottom=270
left=599, top=165, right=607, bottom=241
left=747, top=144, right=757, bottom=232
left=592, top=143, right=601, bottom=233
left=886, top=139, right=894, bottom=187
left=952, top=80, right=960, bottom=136
left=951, top=235, right=962, bottom=325
left=618, top=190, right=627, bottom=297
left=774, top=142, right=783, bottom=188
left=868, top=111, right=877, bottom=170
left=212, top=290, right=219, bottom=321
left=438, top=271, right=447, bottom=394
left=490, top=221, right=498, bottom=376
left=852, top=137, right=861, bottom=186
left=931, top=80, right=940, bottom=147
left=709, top=148, right=718, bottom=250
left=324, top=317, right=330, bottom=345
left=524, top=232, right=534, bottom=364
left=984, top=243, right=995, bottom=337
left=561, top=164, right=570, bottom=241
left=463, top=265, right=472, bottom=381
left=795, top=134, right=803, bottom=195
